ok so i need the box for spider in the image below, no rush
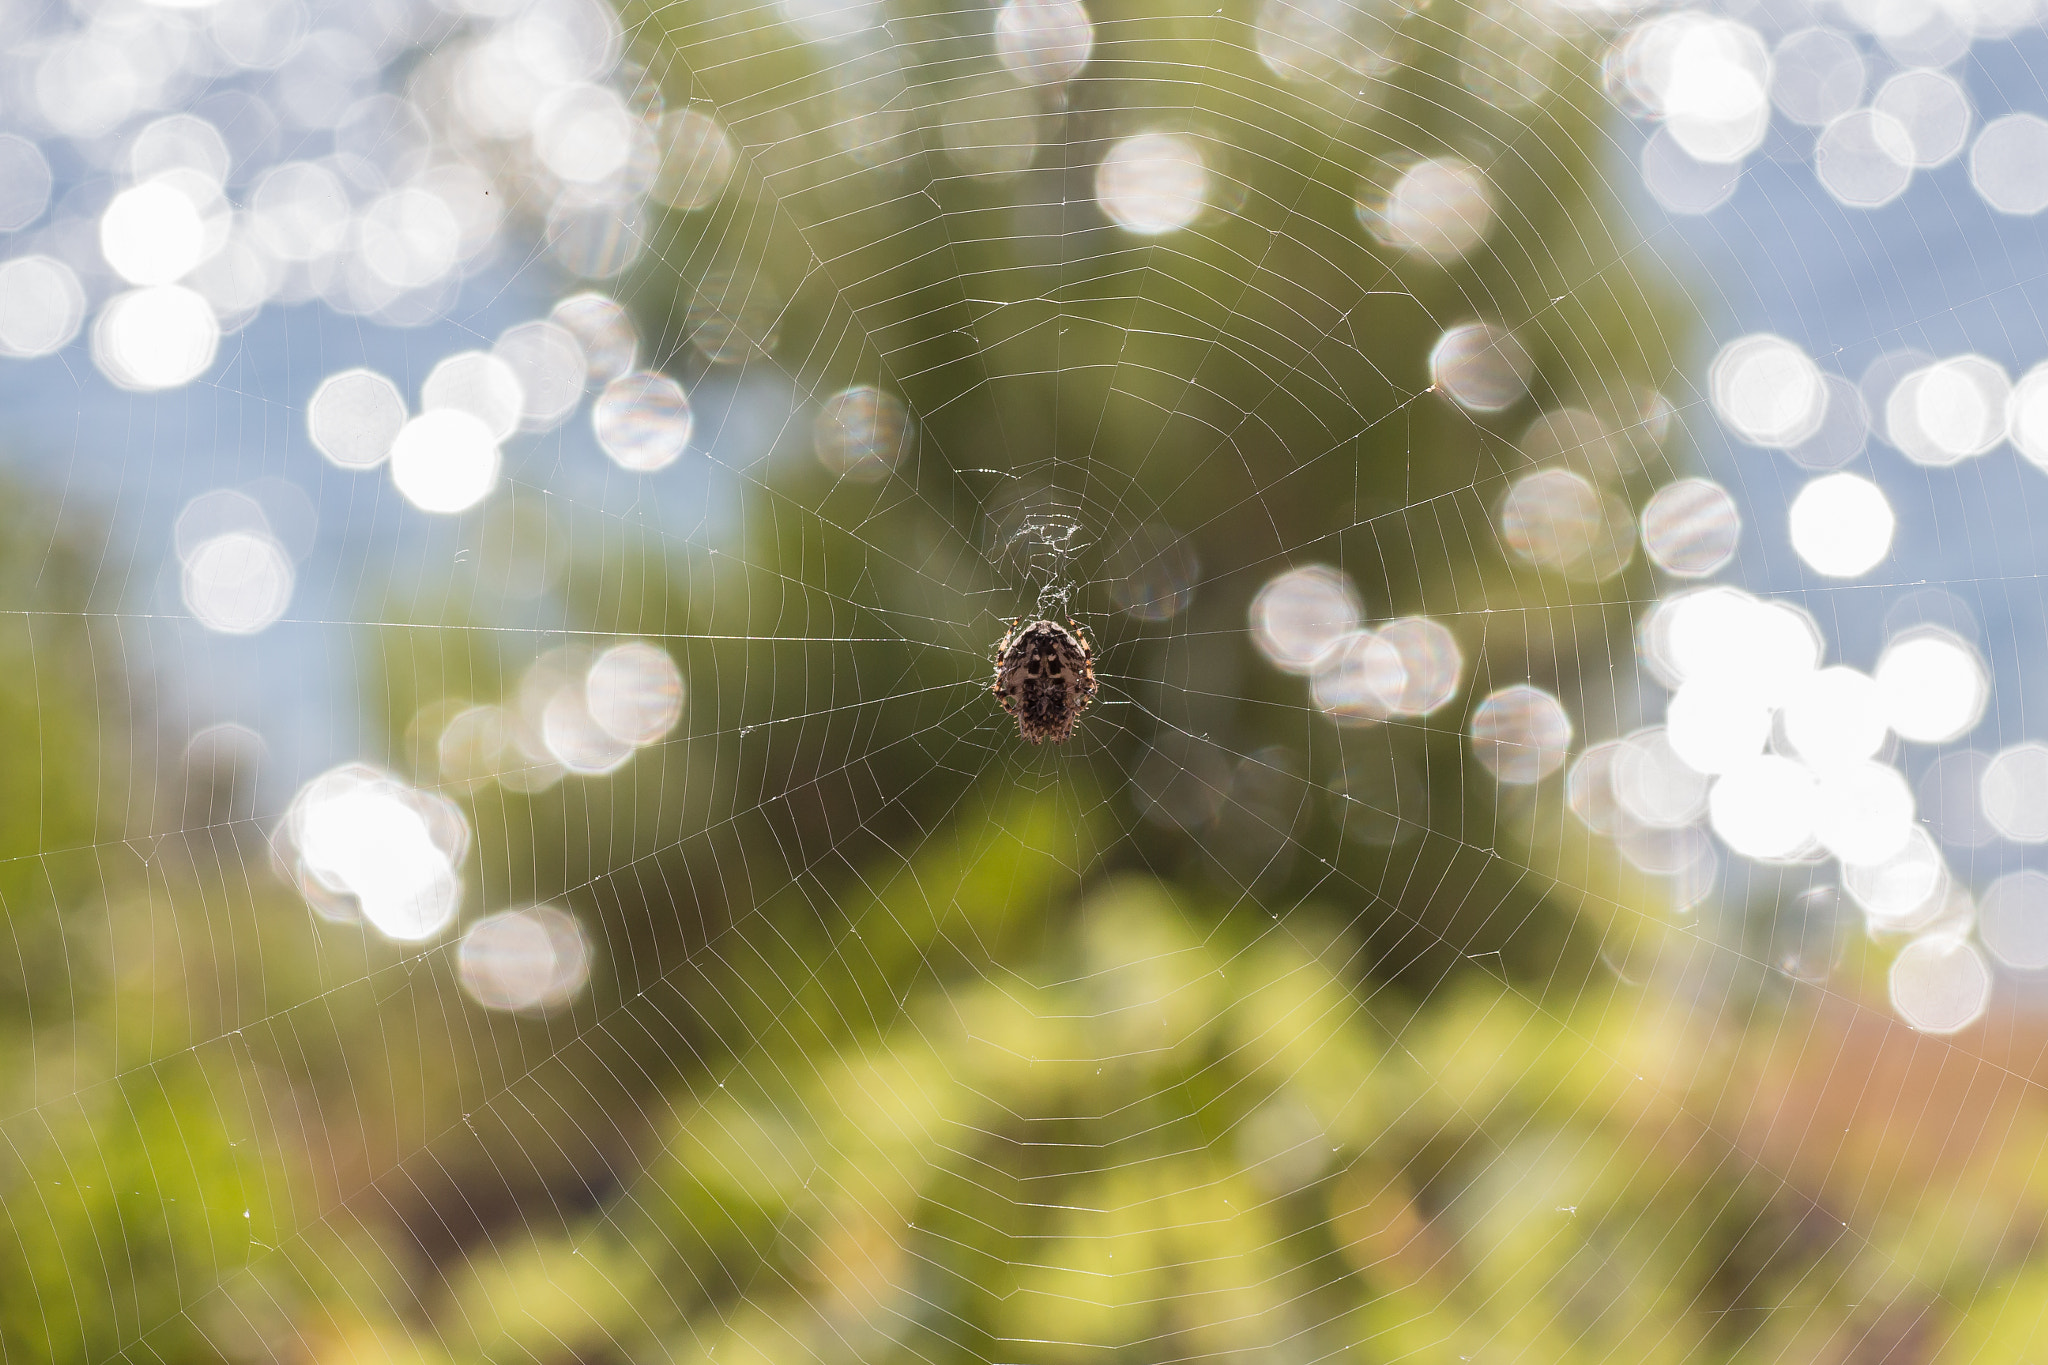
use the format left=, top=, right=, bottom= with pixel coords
left=991, top=617, right=1098, bottom=744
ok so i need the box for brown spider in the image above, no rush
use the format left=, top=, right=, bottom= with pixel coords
left=991, top=617, right=1098, bottom=743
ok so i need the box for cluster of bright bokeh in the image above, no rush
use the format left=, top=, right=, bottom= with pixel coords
left=1464, top=323, right=2047, bottom=1035
left=1426, top=331, right=1748, bottom=582
left=1249, top=311, right=2048, bottom=1034
left=1249, top=465, right=1996, bottom=1036
left=278, top=758, right=595, bottom=1014
left=305, top=291, right=696, bottom=513
left=273, top=636, right=681, bottom=1008
left=436, top=637, right=686, bottom=790
left=175, top=486, right=301, bottom=634
left=0, top=0, right=728, bottom=1015
left=1671, top=328, right=2048, bottom=1032
left=1582, top=0, right=2048, bottom=1030
left=0, top=0, right=1129, bottom=1018
left=458, top=904, right=594, bottom=1012
left=274, top=761, right=473, bottom=942
left=1716, top=329, right=2048, bottom=487
left=0, top=0, right=641, bottom=370
left=1608, top=0, right=2045, bottom=214
left=1577, top=584, right=1984, bottom=910
left=1220, top=0, right=2048, bottom=1033
left=1251, top=566, right=1467, bottom=730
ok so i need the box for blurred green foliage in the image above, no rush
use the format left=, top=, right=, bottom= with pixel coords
left=0, top=501, right=280, bottom=1365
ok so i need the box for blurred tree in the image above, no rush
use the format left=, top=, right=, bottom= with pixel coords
left=341, top=0, right=1705, bottom=1333
left=601, top=0, right=1689, bottom=981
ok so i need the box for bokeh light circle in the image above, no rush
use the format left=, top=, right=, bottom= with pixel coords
left=1971, top=113, right=2048, bottom=215
left=1361, top=158, right=1492, bottom=262
left=1709, top=755, right=1818, bottom=861
left=1097, top=133, right=1208, bottom=235
left=552, top=293, right=638, bottom=383
left=1815, top=108, right=1915, bottom=208
left=586, top=641, right=686, bottom=746
left=1710, top=334, right=1825, bottom=447
left=654, top=109, right=739, bottom=210
left=0, top=256, right=85, bottom=358
left=459, top=906, right=594, bottom=1014
left=309, top=369, right=408, bottom=471
left=1811, top=759, right=1915, bottom=867
left=1613, top=727, right=1709, bottom=829
left=1470, top=684, right=1572, bottom=785
left=1982, top=742, right=2048, bottom=843
left=1505, top=470, right=1635, bottom=581
left=1788, top=472, right=1895, bottom=578
left=1375, top=617, right=1462, bottom=714
left=423, top=351, right=526, bottom=442
left=94, top=286, right=221, bottom=391
left=1845, top=825, right=1951, bottom=931
left=1431, top=323, right=1534, bottom=412
left=1667, top=677, right=1771, bottom=774
left=1979, top=870, right=2048, bottom=970
left=594, top=371, right=693, bottom=472
left=100, top=178, right=212, bottom=287
left=1640, top=478, right=1740, bottom=577
left=1885, top=355, right=2009, bottom=464
left=1249, top=565, right=1363, bottom=674
left=1874, top=68, right=1972, bottom=168
left=1888, top=934, right=1991, bottom=1034
left=815, top=386, right=912, bottom=481
left=181, top=531, right=295, bottom=636
left=1781, top=666, right=1888, bottom=766
left=494, top=321, right=589, bottom=433
left=1770, top=27, right=1864, bottom=126
left=1875, top=630, right=1987, bottom=744
left=541, top=684, right=637, bottom=775
left=1568, top=740, right=1632, bottom=836
left=389, top=410, right=502, bottom=515
left=1310, top=631, right=1404, bottom=725
left=995, top=0, right=1094, bottom=86
left=0, top=134, right=53, bottom=232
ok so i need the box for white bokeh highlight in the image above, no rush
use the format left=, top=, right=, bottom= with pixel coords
left=1470, top=685, right=1572, bottom=785
left=277, top=765, right=470, bottom=942
left=181, top=530, right=294, bottom=636
left=1250, top=566, right=1363, bottom=674
left=1711, top=334, right=1825, bottom=447
left=459, top=906, right=594, bottom=1013
left=310, top=369, right=408, bottom=471
left=1788, top=472, right=1894, bottom=578
left=1097, top=133, right=1208, bottom=235
left=389, top=410, right=502, bottom=514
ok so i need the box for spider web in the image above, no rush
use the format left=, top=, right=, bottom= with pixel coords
left=0, top=0, right=2045, bottom=1360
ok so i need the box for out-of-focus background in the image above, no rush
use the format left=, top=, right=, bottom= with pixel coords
left=7, top=0, right=2048, bottom=1357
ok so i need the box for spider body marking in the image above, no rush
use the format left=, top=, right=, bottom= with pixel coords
left=990, top=617, right=1098, bottom=743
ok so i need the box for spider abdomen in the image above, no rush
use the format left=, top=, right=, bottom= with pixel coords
left=992, top=618, right=1097, bottom=743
